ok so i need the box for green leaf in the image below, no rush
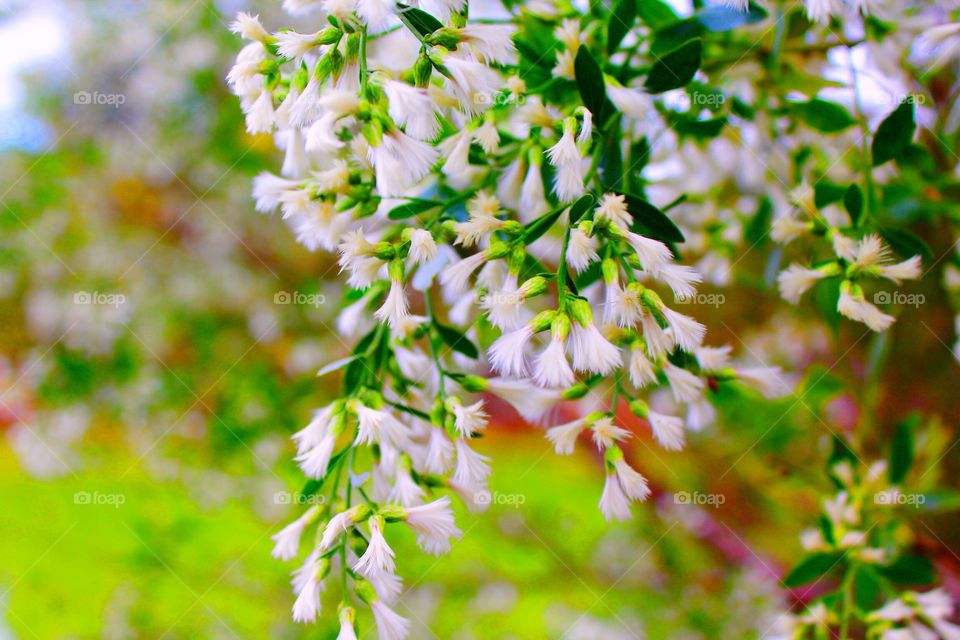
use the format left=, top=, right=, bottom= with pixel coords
left=396, top=4, right=443, bottom=39
left=387, top=198, right=442, bottom=220
left=814, top=181, right=848, bottom=208
left=522, top=206, right=564, bottom=245
left=872, top=101, right=916, bottom=166
left=644, top=38, right=702, bottom=94
left=880, top=555, right=934, bottom=586
left=828, top=434, right=858, bottom=469
left=608, top=0, right=636, bottom=54
left=622, top=193, right=685, bottom=244
left=853, top=566, right=882, bottom=611
left=569, top=194, right=595, bottom=225
left=434, top=321, right=479, bottom=359
left=783, top=552, right=844, bottom=587
left=888, top=416, right=916, bottom=484
left=744, top=197, right=772, bottom=246
left=790, top=99, right=857, bottom=133
left=636, top=0, right=678, bottom=28
left=879, top=227, right=933, bottom=262
left=843, top=184, right=864, bottom=225
left=575, top=47, right=611, bottom=124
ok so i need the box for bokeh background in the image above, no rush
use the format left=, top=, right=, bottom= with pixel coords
left=1, top=0, right=957, bottom=638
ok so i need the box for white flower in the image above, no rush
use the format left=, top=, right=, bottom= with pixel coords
left=295, top=431, right=337, bottom=478
left=357, top=0, right=398, bottom=32
left=497, top=157, right=524, bottom=209
left=383, top=81, right=439, bottom=141
left=374, top=280, right=410, bottom=329
left=545, top=418, right=587, bottom=455
left=284, top=0, right=325, bottom=15
left=912, top=23, right=960, bottom=72
left=473, top=119, right=500, bottom=154
left=569, top=322, right=620, bottom=375
left=452, top=400, right=488, bottom=436
left=271, top=506, right=319, bottom=560
left=440, top=129, right=474, bottom=180
left=408, top=229, right=438, bottom=265
left=389, top=467, right=425, bottom=507
left=832, top=233, right=858, bottom=262
left=354, top=405, right=407, bottom=448
left=231, top=12, right=270, bottom=41
left=547, top=123, right=585, bottom=201
left=599, top=472, right=632, bottom=521
left=804, top=0, right=841, bottom=24
left=337, top=608, right=359, bottom=640
left=658, top=264, right=702, bottom=301
left=661, top=307, right=706, bottom=352
left=596, top=193, right=631, bottom=229
left=378, top=131, right=439, bottom=185
left=854, top=234, right=893, bottom=268
left=246, top=90, right=275, bottom=134
left=647, top=410, right=685, bottom=450
left=625, top=232, right=672, bottom=273
left=533, top=335, right=576, bottom=388
left=276, top=30, right=323, bottom=59
left=915, top=589, right=954, bottom=621
left=292, top=404, right=336, bottom=454
left=520, top=159, right=548, bottom=218
left=686, top=398, right=715, bottom=432
left=663, top=362, right=705, bottom=403
left=771, top=214, right=810, bottom=244
left=422, top=429, right=452, bottom=475
left=482, top=276, right=528, bottom=331
left=288, top=78, right=323, bottom=128
left=439, top=251, right=488, bottom=295
left=368, top=570, right=404, bottom=604
left=460, top=24, right=516, bottom=65
left=837, top=286, right=895, bottom=332
left=778, top=264, right=829, bottom=304
left=355, top=516, right=396, bottom=576
left=371, top=600, right=410, bottom=640
left=694, top=345, right=732, bottom=372
left=488, top=323, right=534, bottom=377
left=878, top=256, right=922, bottom=284
left=613, top=459, right=651, bottom=501
left=567, top=228, right=599, bottom=274
left=281, top=129, right=310, bottom=178
left=442, top=55, right=502, bottom=113
left=319, top=507, right=361, bottom=550
left=737, top=367, right=790, bottom=398
left=454, top=439, right=492, bottom=488
left=404, top=496, right=462, bottom=555
left=590, top=416, right=631, bottom=449
left=487, top=377, right=562, bottom=423
left=292, top=568, right=323, bottom=623
left=640, top=313, right=672, bottom=360
left=606, top=84, right=651, bottom=119
left=304, top=112, right=342, bottom=152
left=628, top=347, right=657, bottom=388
